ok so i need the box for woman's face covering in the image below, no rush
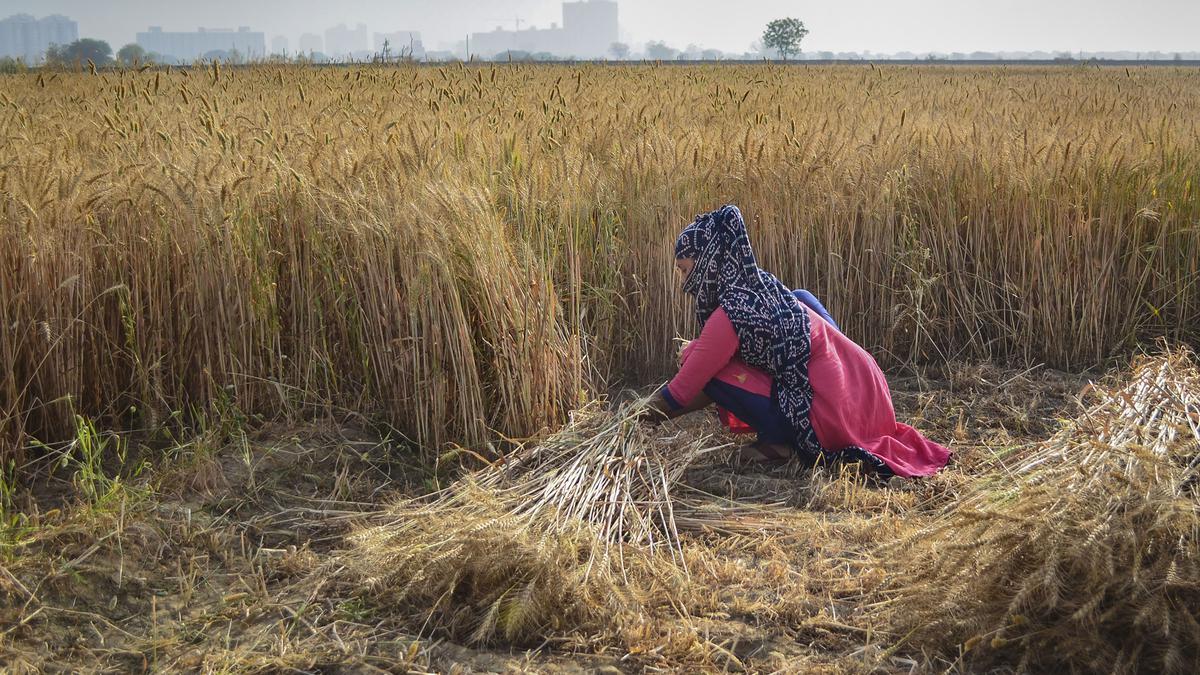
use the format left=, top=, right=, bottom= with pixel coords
left=675, top=257, right=695, bottom=290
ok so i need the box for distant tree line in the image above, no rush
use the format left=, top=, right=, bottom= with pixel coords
left=37, top=38, right=163, bottom=68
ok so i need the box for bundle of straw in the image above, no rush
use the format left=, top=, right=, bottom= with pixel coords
left=880, top=351, right=1200, bottom=673
left=343, top=400, right=731, bottom=643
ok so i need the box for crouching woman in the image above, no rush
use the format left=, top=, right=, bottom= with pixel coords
left=644, top=205, right=950, bottom=478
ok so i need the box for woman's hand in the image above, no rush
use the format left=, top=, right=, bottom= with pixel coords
left=676, top=339, right=692, bottom=366
left=638, top=389, right=713, bottom=426
left=637, top=393, right=673, bottom=425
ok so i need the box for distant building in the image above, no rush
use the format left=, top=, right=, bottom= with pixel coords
left=270, top=35, right=289, bottom=55
left=0, top=13, right=78, bottom=63
left=136, top=26, right=266, bottom=62
left=561, top=1, right=618, bottom=57
left=374, top=31, right=425, bottom=59
left=471, top=0, right=617, bottom=60
left=298, top=33, right=323, bottom=55
left=325, top=23, right=367, bottom=59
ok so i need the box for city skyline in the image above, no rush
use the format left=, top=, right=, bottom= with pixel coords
left=1, top=0, right=1196, bottom=60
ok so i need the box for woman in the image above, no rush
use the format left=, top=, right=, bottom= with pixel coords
left=645, top=205, right=950, bottom=478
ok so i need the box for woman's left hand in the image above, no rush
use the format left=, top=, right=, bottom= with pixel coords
left=637, top=394, right=672, bottom=425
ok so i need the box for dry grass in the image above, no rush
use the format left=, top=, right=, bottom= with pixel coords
left=3, top=64, right=1200, bottom=490
left=15, top=356, right=1188, bottom=672
left=879, top=350, right=1200, bottom=673
left=0, top=423, right=454, bottom=673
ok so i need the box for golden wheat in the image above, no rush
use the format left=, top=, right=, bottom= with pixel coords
left=2, top=64, right=1199, bottom=485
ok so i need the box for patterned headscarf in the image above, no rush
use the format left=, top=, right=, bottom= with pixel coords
left=673, top=205, right=886, bottom=472
left=675, top=205, right=768, bottom=328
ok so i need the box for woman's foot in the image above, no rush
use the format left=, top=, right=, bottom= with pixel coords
left=736, top=441, right=793, bottom=467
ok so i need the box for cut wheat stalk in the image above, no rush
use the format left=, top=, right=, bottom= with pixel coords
left=342, top=399, right=741, bottom=644
left=879, top=349, right=1200, bottom=674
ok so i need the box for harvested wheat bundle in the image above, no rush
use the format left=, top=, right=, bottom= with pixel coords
left=343, top=400, right=733, bottom=644
left=879, top=351, right=1200, bottom=673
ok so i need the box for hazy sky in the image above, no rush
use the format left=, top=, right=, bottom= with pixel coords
left=5, top=0, right=1198, bottom=54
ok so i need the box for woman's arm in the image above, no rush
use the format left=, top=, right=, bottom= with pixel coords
left=657, top=308, right=739, bottom=415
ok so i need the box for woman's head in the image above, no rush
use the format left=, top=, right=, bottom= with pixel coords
left=674, top=218, right=711, bottom=261
left=673, top=204, right=760, bottom=323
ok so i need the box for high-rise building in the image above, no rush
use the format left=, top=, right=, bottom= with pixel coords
left=374, top=31, right=425, bottom=58
left=298, top=33, right=323, bottom=55
left=470, top=0, right=618, bottom=60
left=270, top=35, right=289, bottom=55
left=0, top=13, right=78, bottom=63
left=136, top=26, right=266, bottom=62
left=324, top=23, right=367, bottom=59
left=561, top=1, right=618, bottom=58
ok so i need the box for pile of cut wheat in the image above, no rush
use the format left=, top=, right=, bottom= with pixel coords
left=342, top=401, right=739, bottom=644
left=880, top=350, right=1200, bottom=673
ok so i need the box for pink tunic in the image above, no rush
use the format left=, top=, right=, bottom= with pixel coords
left=667, top=307, right=951, bottom=477
left=667, top=308, right=771, bottom=405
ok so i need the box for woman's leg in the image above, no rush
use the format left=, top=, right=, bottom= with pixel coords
left=793, top=289, right=839, bottom=331
left=703, top=380, right=795, bottom=463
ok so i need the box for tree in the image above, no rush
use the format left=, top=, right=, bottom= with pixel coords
left=762, top=18, right=808, bottom=61
left=116, top=43, right=147, bottom=66
left=644, top=41, right=677, bottom=61
left=46, top=39, right=114, bottom=67
left=609, top=42, right=629, bottom=60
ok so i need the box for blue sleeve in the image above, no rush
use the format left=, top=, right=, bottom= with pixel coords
left=792, top=289, right=840, bottom=331
left=659, top=385, right=683, bottom=411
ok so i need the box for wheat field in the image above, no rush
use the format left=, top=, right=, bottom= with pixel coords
left=3, top=63, right=1198, bottom=483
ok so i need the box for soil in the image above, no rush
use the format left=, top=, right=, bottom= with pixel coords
left=0, top=361, right=1089, bottom=673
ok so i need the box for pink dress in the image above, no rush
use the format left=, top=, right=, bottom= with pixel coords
left=666, top=306, right=951, bottom=477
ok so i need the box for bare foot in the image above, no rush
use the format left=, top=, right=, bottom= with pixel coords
left=737, top=441, right=792, bottom=466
